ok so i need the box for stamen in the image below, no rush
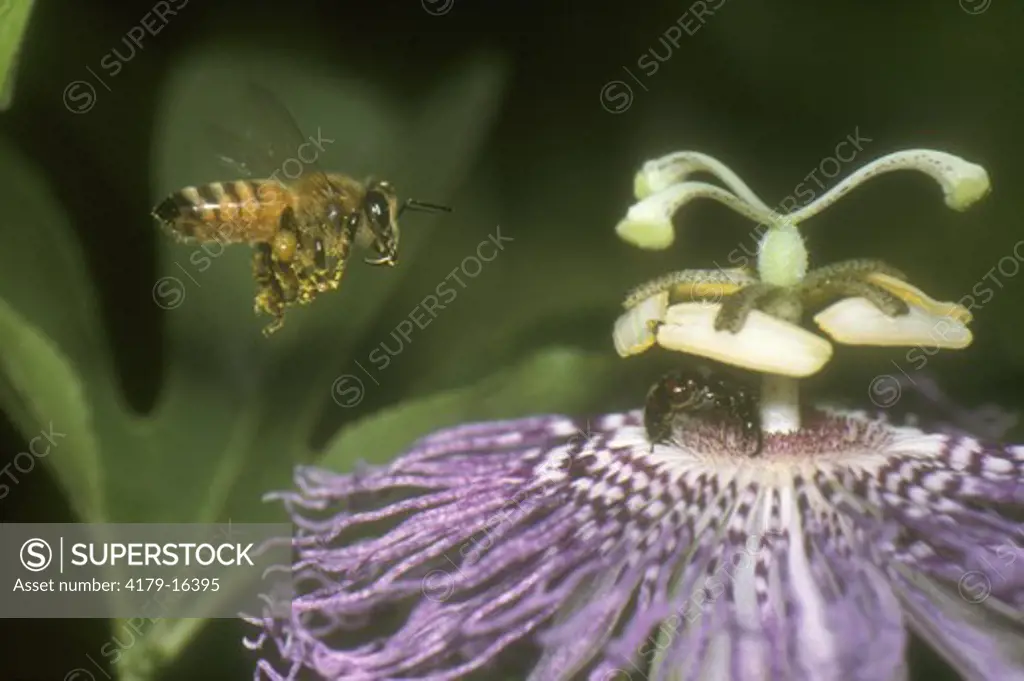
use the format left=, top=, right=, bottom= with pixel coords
left=623, top=268, right=755, bottom=309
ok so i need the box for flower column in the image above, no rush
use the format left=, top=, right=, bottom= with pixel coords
left=613, top=149, right=989, bottom=433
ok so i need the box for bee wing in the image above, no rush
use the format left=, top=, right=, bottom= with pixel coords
left=206, top=82, right=330, bottom=182
left=211, top=127, right=263, bottom=178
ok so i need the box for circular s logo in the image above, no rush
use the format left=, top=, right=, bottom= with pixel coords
left=20, top=538, right=53, bottom=572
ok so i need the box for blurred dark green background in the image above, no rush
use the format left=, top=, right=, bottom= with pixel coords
left=1, top=0, right=1022, bottom=679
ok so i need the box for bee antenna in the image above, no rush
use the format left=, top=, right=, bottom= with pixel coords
left=398, top=199, right=452, bottom=219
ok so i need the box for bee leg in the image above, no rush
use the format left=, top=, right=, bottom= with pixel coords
left=322, top=217, right=355, bottom=292
left=291, top=240, right=319, bottom=306
left=733, top=391, right=763, bottom=456
left=643, top=374, right=677, bottom=449
left=324, top=237, right=350, bottom=292
left=707, top=377, right=762, bottom=456
left=273, top=258, right=301, bottom=305
left=253, top=243, right=286, bottom=335
left=323, top=255, right=346, bottom=292
left=748, top=423, right=764, bottom=456
left=329, top=263, right=344, bottom=289
left=727, top=378, right=762, bottom=456
left=713, top=283, right=780, bottom=333
left=297, top=272, right=319, bottom=304
left=262, top=316, right=285, bottom=337
left=307, top=235, right=334, bottom=294
left=279, top=215, right=320, bottom=305
left=292, top=244, right=320, bottom=305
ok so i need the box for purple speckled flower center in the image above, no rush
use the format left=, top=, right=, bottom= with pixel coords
left=246, top=407, right=1024, bottom=681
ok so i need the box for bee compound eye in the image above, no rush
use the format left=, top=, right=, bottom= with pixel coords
left=363, top=190, right=391, bottom=224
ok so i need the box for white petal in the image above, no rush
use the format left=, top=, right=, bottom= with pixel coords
left=613, top=291, right=669, bottom=356
left=814, top=297, right=972, bottom=349
left=655, top=303, right=833, bottom=377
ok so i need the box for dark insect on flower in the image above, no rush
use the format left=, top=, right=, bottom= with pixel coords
left=643, top=366, right=762, bottom=455
left=244, top=148, right=1023, bottom=681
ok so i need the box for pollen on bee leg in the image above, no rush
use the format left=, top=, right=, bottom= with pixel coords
left=655, top=302, right=833, bottom=377
left=272, top=230, right=298, bottom=263
left=261, top=317, right=285, bottom=337
left=814, top=296, right=973, bottom=349
left=325, top=264, right=345, bottom=291
left=254, top=280, right=286, bottom=336
left=304, top=269, right=330, bottom=296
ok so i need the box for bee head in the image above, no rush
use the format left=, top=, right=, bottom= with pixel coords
left=362, top=180, right=400, bottom=267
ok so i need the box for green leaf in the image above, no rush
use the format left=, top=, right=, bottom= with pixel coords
left=0, top=137, right=108, bottom=370
left=0, top=136, right=113, bottom=519
left=0, top=0, right=35, bottom=110
left=320, top=347, right=622, bottom=471
left=0, top=299, right=103, bottom=520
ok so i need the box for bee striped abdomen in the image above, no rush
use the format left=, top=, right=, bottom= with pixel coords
left=152, top=187, right=202, bottom=236
left=153, top=180, right=289, bottom=244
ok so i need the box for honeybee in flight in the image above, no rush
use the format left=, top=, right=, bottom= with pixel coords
left=151, top=84, right=450, bottom=336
